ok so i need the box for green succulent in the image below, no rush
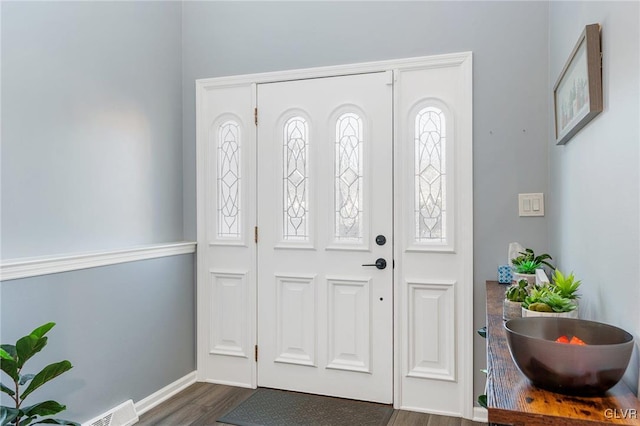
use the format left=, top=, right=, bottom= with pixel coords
left=514, top=260, right=540, bottom=274
left=522, top=284, right=576, bottom=313
left=550, top=269, right=581, bottom=299
left=511, top=248, right=554, bottom=270
left=505, top=279, right=528, bottom=302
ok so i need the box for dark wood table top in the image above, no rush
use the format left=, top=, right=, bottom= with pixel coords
left=486, top=280, right=640, bottom=426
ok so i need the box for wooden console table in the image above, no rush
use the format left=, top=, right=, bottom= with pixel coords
left=486, top=280, right=640, bottom=425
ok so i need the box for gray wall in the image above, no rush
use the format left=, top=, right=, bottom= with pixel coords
left=0, top=255, right=195, bottom=422
left=1, top=2, right=194, bottom=423
left=182, top=1, right=550, bottom=403
left=1, top=1, right=184, bottom=259
left=548, top=1, right=640, bottom=392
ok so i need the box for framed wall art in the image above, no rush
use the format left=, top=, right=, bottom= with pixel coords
left=553, top=23, right=603, bottom=145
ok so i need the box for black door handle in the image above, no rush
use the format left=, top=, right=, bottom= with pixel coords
left=362, top=258, right=387, bottom=270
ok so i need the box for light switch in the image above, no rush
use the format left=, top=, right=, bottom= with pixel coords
left=532, top=199, right=540, bottom=211
left=519, top=193, right=544, bottom=217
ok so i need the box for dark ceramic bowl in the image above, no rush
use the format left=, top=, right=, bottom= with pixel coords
left=504, top=317, right=634, bottom=395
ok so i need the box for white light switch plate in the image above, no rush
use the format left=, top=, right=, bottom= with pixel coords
left=519, top=193, right=544, bottom=216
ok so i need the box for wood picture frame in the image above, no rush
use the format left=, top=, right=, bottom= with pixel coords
left=553, top=23, right=603, bottom=145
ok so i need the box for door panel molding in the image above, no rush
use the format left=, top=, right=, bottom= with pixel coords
left=406, top=280, right=456, bottom=381
left=209, top=270, right=249, bottom=358
left=274, top=274, right=317, bottom=366
left=326, top=276, right=372, bottom=373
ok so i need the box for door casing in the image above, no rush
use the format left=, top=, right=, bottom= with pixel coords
left=195, top=52, right=474, bottom=418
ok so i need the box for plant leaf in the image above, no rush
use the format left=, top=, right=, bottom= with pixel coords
left=20, top=400, right=66, bottom=419
left=29, top=323, right=56, bottom=340
left=1, top=381, right=15, bottom=396
left=0, top=358, right=19, bottom=382
left=21, top=361, right=72, bottom=401
left=24, top=415, right=38, bottom=426
left=16, top=335, right=48, bottom=369
left=15, top=324, right=55, bottom=369
left=477, top=394, right=488, bottom=408
left=476, top=326, right=487, bottom=339
left=0, top=346, right=16, bottom=360
left=0, top=406, right=19, bottom=426
left=540, top=260, right=554, bottom=269
left=19, top=374, right=35, bottom=386
left=30, top=419, right=80, bottom=426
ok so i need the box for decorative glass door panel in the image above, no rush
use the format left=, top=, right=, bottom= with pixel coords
left=283, top=116, right=309, bottom=241
left=335, top=112, right=364, bottom=242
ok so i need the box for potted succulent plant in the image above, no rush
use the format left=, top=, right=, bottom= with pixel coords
left=503, top=279, right=528, bottom=320
left=521, top=284, right=578, bottom=318
left=549, top=269, right=581, bottom=301
left=511, top=248, right=554, bottom=286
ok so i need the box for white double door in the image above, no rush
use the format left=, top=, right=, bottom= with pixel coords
left=256, top=72, right=393, bottom=403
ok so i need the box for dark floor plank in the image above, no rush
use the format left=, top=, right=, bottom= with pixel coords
left=189, top=383, right=255, bottom=409
left=387, top=410, right=400, bottom=425
left=391, top=410, right=433, bottom=425
left=425, top=413, right=461, bottom=426
left=137, top=383, right=216, bottom=425
left=460, top=419, right=486, bottom=426
left=140, top=403, right=211, bottom=426
left=190, top=386, right=256, bottom=425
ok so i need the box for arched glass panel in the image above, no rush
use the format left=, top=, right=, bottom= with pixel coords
left=283, top=117, right=309, bottom=240
left=415, top=107, right=446, bottom=242
left=335, top=113, right=363, bottom=241
left=217, top=120, right=241, bottom=238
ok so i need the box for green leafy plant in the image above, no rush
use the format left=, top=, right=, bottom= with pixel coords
left=511, top=248, right=554, bottom=271
left=522, top=285, right=577, bottom=313
left=550, top=269, right=581, bottom=300
left=505, top=279, right=529, bottom=302
left=0, top=323, right=78, bottom=426
left=513, top=260, right=541, bottom=274
left=477, top=394, right=487, bottom=409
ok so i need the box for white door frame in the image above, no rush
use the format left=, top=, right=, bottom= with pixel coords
left=195, top=52, right=473, bottom=418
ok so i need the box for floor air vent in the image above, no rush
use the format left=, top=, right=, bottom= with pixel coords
left=83, top=400, right=138, bottom=426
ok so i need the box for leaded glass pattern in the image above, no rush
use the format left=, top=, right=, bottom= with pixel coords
left=415, top=107, right=446, bottom=242
left=283, top=117, right=309, bottom=240
left=217, top=121, right=241, bottom=238
left=335, top=113, right=363, bottom=241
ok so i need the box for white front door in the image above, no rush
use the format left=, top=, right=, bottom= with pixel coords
left=197, top=52, right=473, bottom=416
left=256, top=72, right=393, bottom=403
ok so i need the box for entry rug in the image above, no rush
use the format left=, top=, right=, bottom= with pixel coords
left=218, top=388, right=394, bottom=426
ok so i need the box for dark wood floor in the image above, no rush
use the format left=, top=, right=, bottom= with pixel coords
left=137, top=382, right=487, bottom=426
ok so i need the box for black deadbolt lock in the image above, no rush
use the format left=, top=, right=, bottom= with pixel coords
left=375, top=235, right=386, bottom=246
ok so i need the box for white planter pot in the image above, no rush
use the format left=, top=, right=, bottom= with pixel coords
left=503, top=300, right=523, bottom=320
left=521, top=307, right=578, bottom=318
left=512, top=272, right=536, bottom=286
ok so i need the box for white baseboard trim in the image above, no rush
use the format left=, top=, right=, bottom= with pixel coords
left=1, top=241, right=196, bottom=281
left=473, top=406, right=488, bottom=422
left=134, top=371, right=197, bottom=416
